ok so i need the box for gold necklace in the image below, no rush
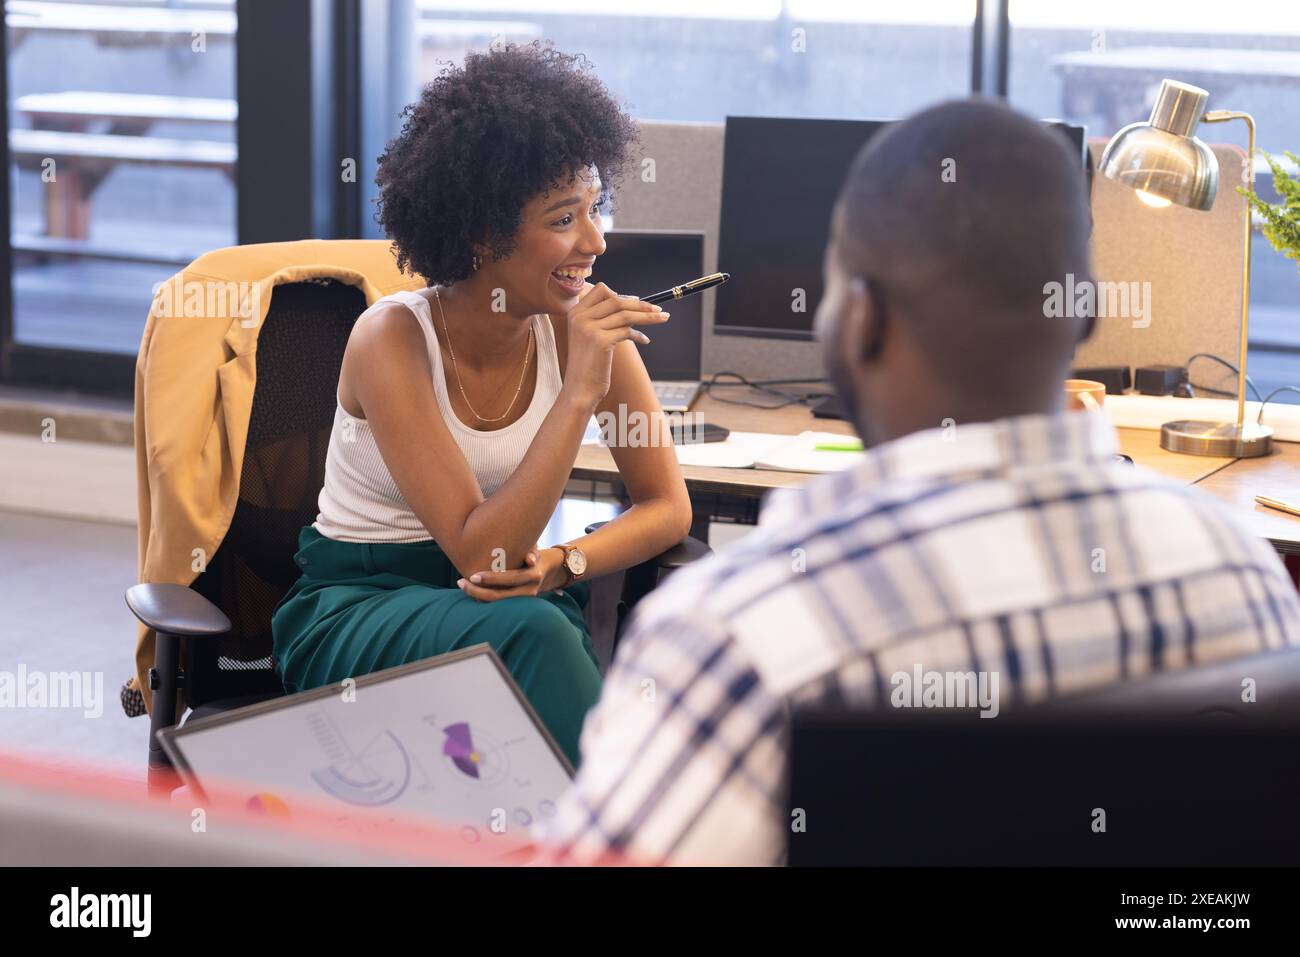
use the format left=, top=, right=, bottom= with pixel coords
left=433, top=286, right=534, bottom=423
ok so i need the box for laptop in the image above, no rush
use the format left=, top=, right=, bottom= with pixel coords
left=158, top=645, right=573, bottom=851
left=593, top=230, right=705, bottom=413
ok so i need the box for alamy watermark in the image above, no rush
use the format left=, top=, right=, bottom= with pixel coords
left=594, top=406, right=706, bottom=448
left=890, top=665, right=1000, bottom=718
left=1043, top=273, right=1151, bottom=329
left=151, top=276, right=262, bottom=328
left=50, top=887, right=150, bottom=937
left=0, top=665, right=103, bottom=718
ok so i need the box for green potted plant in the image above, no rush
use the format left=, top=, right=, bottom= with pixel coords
left=1241, top=150, right=1300, bottom=271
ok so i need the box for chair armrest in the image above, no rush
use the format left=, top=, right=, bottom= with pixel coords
left=125, top=583, right=230, bottom=637
left=651, top=535, right=711, bottom=570
left=128, top=583, right=228, bottom=792
left=584, top=520, right=711, bottom=569
left=584, top=521, right=713, bottom=655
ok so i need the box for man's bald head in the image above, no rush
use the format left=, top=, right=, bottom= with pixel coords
left=817, top=99, right=1095, bottom=443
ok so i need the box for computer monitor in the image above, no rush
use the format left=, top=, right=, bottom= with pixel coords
left=714, top=115, right=1088, bottom=342
left=591, top=229, right=704, bottom=381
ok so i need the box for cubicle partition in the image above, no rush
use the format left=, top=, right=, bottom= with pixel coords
left=614, top=121, right=1248, bottom=388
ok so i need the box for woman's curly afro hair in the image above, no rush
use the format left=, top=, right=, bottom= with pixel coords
left=375, top=42, right=640, bottom=286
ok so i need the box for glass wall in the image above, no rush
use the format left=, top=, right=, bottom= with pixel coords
left=5, top=0, right=237, bottom=355
left=409, top=1, right=975, bottom=122
left=359, top=0, right=976, bottom=234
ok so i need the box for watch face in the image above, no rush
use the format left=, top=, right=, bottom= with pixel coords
left=566, top=548, right=588, bottom=577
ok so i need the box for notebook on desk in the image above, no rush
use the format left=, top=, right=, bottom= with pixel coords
left=753, top=431, right=866, bottom=473
left=673, top=430, right=865, bottom=473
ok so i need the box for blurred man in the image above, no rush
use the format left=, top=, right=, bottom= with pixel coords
left=540, top=98, right=1300, bottom=865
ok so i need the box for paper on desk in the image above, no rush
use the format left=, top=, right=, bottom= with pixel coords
left=676, top=430, right=866, bottom=472
left=674, top=431, right=793, bottom=468
left=584, top=422, right=865, bottom=474
left=752, top=431, right=866, bottom=473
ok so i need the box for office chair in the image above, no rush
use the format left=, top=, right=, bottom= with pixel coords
left=787, top=645, right=1300, bottom=866
left=127, top=271, right=710, bottom=795
left=585, top=520, right=711, bottom=657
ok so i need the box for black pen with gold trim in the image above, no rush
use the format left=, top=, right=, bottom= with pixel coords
left=640, top=272, right=730, bottom=305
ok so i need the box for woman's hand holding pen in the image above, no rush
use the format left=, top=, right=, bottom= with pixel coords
left=456, top=548, right=568, bottom=602
left=561, top=282, right=668, bottom=409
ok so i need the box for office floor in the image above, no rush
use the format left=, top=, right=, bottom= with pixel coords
left=0, top=508, right=145, bottom=782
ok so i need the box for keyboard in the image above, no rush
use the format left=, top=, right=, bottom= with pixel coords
left=653, top=380, right=702, bottom=413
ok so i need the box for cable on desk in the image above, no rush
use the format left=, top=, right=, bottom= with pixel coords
left=1257, top=386, right=1300, bottom=424
left=701, top=371, right=833, bottom=409
left=1184, top=352, right=1262, bottom=403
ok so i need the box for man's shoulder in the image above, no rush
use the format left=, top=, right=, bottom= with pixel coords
left=622, top=480, right=871, bottom=696
left=623, top=458, right=1300, bottom=675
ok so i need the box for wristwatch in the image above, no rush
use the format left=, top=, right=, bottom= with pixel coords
left=551, top=543, right=588, bottom=584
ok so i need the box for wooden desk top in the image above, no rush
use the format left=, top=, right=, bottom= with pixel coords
left=572, top=391, right=856, bottom=497
left=1194, top=441, right=1300, bottom=555
left=573, top=390, right=1300, bottom=550
left=572, top=393, right=1230, bottom=495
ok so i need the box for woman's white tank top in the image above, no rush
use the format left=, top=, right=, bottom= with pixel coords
left=313, top=289, right=563, bottom=543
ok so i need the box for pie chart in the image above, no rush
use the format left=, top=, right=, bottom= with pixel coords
left=310, top=728, right=411, bottom=806
left=442, top=722, right=508, bottom=785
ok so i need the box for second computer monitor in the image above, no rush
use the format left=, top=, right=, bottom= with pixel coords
left=715, top=115, right=1086, bottom=341
left=591, top=229, right=704, bottom=382
left=715, top=116, right=889, bottom=341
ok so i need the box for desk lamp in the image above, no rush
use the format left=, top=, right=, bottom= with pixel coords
left=1099, top=78, right=1271, bottom=457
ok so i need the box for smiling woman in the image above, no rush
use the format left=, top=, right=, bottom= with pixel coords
left=270, top=42, right=694, bottom=767
left=374, top=42, right=639, bottom=288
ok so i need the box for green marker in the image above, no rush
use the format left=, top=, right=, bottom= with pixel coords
left=813, top=439, right=864, bottom=452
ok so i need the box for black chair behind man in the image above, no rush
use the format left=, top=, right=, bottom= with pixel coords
left=787, top=646, right=1300, bottom=866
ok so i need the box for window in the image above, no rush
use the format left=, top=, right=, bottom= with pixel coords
left=358, top=1, right=976, bottom=236
left=1009, top=0, right=1300, bottom=404
left=5, top=0, right=237, bottom=358
left=409, top=1, right=975, bottom=122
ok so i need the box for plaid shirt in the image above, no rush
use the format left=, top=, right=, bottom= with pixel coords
left=537, top=411, right=1300, bottom=865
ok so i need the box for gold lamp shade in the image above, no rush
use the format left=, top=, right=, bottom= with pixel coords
left=1099, top=80, right=1219, bottom=211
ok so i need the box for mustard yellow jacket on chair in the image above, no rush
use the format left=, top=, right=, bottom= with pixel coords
left=130, top=239, right=424, bottom=716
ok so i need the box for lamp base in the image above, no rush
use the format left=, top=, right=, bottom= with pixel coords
left=1159, top=419, right=1273, bottom=458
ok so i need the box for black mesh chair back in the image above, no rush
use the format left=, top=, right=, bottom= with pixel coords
left=184, top=279, right=366, bottom=708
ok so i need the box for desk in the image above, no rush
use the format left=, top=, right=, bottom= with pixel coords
left=572, top=391, right=1300, bottom=553
left=574, top=392, right=853, bottom=499
left=1195, top=442, right=1300, bottom=556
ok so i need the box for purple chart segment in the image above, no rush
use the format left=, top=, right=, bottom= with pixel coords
left=443, top=722, right=481, bottom=778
